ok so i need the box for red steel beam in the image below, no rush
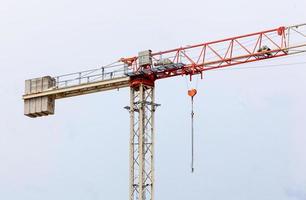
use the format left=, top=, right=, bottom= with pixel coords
left=122, top=26, right=290, bottom=81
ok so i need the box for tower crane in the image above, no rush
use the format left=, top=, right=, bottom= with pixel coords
left=23, top=23, right=306, bottom=200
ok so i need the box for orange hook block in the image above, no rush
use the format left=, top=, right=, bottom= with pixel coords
left=188, top=89, right=197, bottom=97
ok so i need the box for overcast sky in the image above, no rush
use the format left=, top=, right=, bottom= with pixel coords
left=1, top=0, right=306, bottom=200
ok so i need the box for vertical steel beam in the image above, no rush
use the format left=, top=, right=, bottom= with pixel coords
left=150, top=87, right=155, bottom=200
left=129, top=87, right=135, bottom=200
left=138, top=84, right=145, bottom=200
left=129, top=84, right=155, bottom=200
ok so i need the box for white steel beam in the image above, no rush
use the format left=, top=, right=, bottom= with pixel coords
left=23, top=77, right=130, bottom=100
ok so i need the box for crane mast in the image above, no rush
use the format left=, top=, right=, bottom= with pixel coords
left=128, top=84, right=156, bottom=200
left=23, top=24, right=306, bottom=200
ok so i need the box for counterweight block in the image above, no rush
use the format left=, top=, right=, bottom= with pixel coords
left=24, top=76, right=55, bottom=118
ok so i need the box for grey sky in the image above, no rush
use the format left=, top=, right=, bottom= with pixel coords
left=1, top=0, right=306, bottom=199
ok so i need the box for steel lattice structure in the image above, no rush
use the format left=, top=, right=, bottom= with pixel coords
left=128, top=84, right=157, bottom=200
left=23, top=23, right=306, bottom=200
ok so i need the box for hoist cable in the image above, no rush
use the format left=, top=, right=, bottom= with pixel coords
left=188, top=89, right=197, bottom=173
left=191, top=96, right=195, bottom=173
